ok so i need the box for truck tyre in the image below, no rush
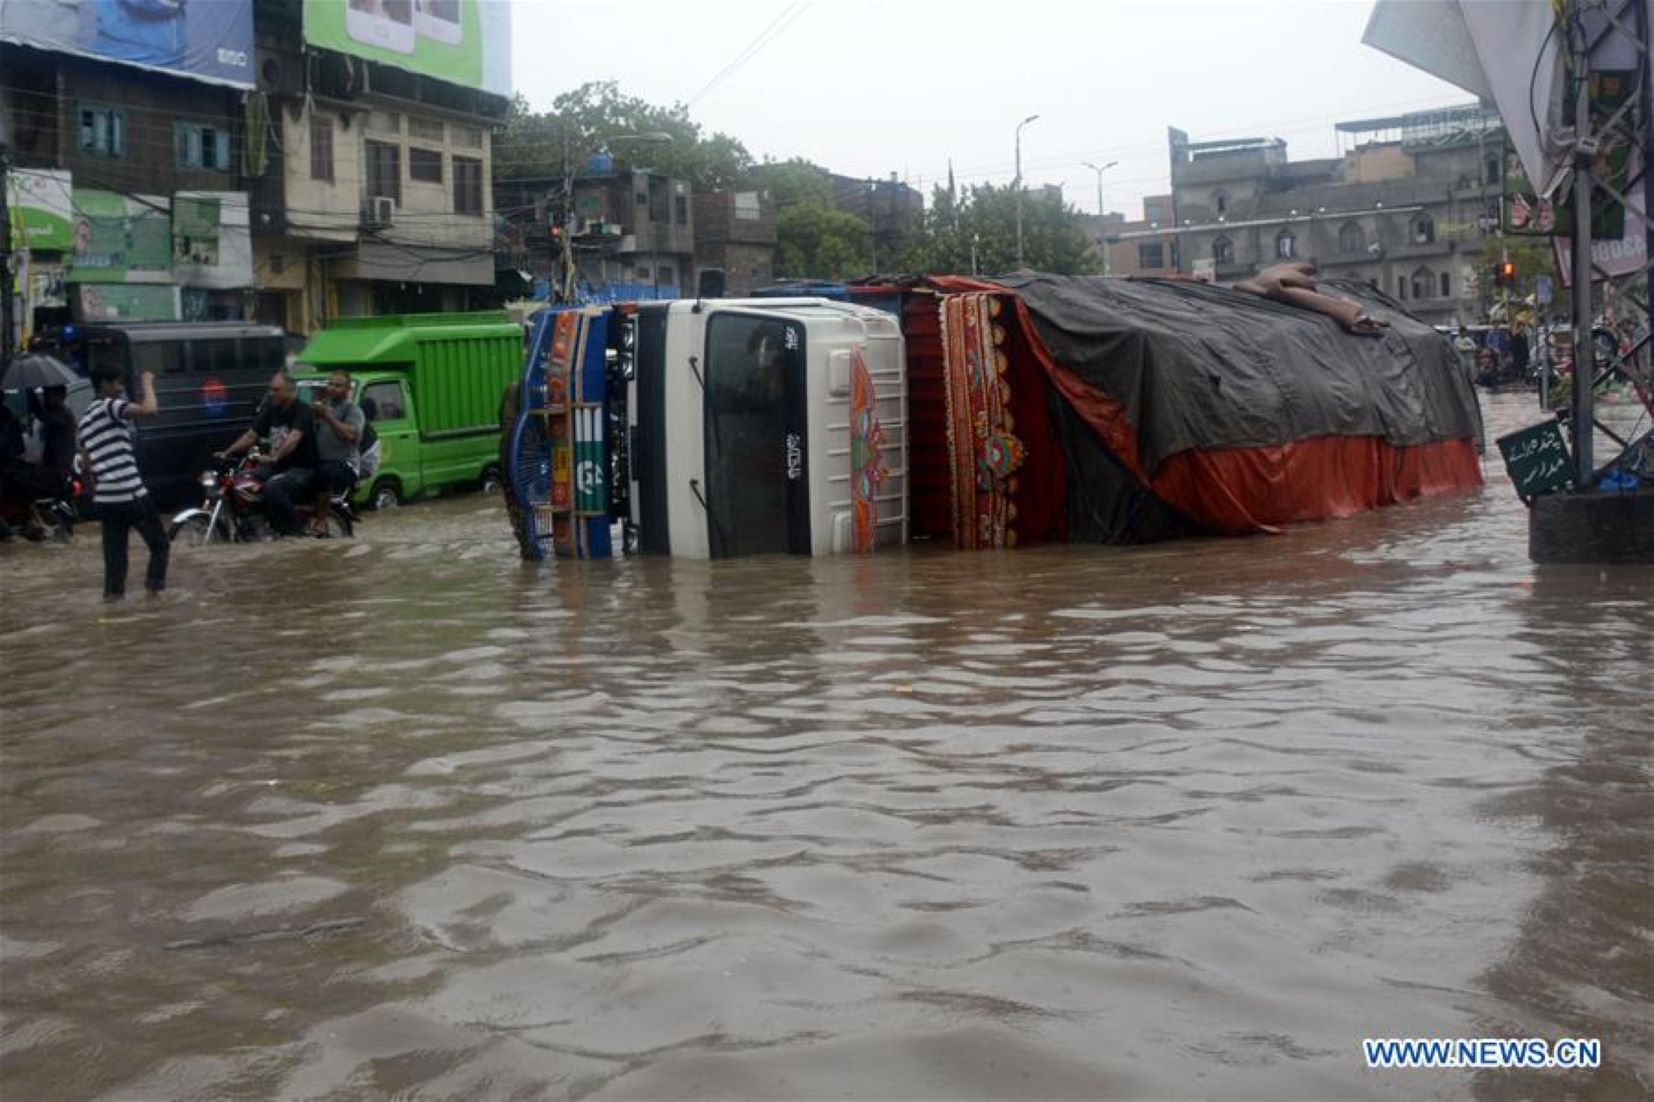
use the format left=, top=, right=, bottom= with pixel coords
left=370, top=479, right=403, bottom=510
left=480, top=463, right=503, bottom=494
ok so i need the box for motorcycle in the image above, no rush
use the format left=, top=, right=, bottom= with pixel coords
left=0, top=469, right=82, bottom=542
left=168, top=453, right=358, bottom=545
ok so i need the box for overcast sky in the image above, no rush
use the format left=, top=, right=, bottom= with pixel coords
left=509, top=0, right=1471, bottom=219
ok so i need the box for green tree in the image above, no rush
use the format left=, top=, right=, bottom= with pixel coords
left=743, top=157, right=834, bottom=207
left=775, top=202, right=872, bottom=280
left=904, top=182, right=1096, bottom=276
left=495, top=82, right=752, bottom=191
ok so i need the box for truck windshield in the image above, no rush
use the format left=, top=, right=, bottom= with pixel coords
left=704, top=314, right=797, bottom=556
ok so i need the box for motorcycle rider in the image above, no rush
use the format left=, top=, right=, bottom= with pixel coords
left=308, top=370, right=363, bottom=537
left=216, top=370, right=318, bottom=537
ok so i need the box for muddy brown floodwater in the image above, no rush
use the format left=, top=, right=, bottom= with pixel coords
left=1, top=392, right=1649, bottom=1101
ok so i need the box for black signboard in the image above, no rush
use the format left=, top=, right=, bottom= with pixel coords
left=1497, top=420, right=1573, bottom=501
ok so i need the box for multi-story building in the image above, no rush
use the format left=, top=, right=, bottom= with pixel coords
left=1123, top=106, right=1506, bottom=325
left=557, top=163, right=696, bottom=301
left=694, top=189, right=777, bottom=296
left=828, top=171, right=923, bottom=266
left=247, top=0, right=509, bottom=333
left=2, top=9, right=259, bottom=338
left=2, top=0, right=510, bottom=342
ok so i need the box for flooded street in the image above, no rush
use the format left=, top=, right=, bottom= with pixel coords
left=1, top=391, right=1648, bottom=1100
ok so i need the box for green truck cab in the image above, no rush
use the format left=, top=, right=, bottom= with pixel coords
left=294, top=312, right=522, bottom=509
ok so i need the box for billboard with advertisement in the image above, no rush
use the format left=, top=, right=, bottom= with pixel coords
left=6, top=169, right=75, bottom=252
left=303, top=0, right=510, bottom=97
left=0, top=0, right=254, bottom=89
left=66, top=189, right=173, bottom=284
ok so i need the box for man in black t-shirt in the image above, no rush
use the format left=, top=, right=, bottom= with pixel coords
left=218, top=371, right=318, bottom=536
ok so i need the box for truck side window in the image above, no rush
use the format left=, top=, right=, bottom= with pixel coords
left=363, top=381, right=405, bottom=421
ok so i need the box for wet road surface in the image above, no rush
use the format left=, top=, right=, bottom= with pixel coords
left=1, top=392, right=1649, bottom=1099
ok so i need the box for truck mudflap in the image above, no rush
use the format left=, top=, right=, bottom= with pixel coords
left=509, top=308, right=614, bottom=560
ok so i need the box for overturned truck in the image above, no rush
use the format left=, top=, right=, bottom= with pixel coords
left=507, top=272, right=1484, bottom=559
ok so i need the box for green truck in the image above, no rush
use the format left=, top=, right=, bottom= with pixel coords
left=294, top=312, right=522, bottom=509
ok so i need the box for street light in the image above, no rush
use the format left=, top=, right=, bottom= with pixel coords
left=1082, top=159, right=1118, bottom=276
left=1014, top=113, right=1039, bottom=268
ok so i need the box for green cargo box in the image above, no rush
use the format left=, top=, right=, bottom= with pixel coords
left=296, top=312, right=522, bottom=508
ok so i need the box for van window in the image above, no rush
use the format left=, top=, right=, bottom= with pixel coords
left=131, top=342, right=173, bottom=376
left=362, top=380, right=406, bottom=421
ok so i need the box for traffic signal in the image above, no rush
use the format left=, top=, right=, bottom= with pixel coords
left=1496, top=259, right=1517, bottom=287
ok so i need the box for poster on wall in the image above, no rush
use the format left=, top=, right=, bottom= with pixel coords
left=172, top=192, right=254, bottom=291
left=0, top=0, right=254, bottom=89
left=78, top=285, right=180, bottom=322
left=66, top=189, right=173, bottom=284
left=6, top=169, right=75, bottom=252
left=302, top=0, right=511, bottom=96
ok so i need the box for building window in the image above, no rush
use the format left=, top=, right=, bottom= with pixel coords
left=1411, top=266, right=1435, bottom=299
left=365, top=140, right=401, bottom=204
left=1412, top=214, right=1435, bottom=244
left=1213, top=191, right=1228, bottom=216
left=675, top=195, right=688, bottom=225
left=734, top=192, right=761, bottom=220
left=1484, top=155, right=1501, bottom=186
left=77, top=104, right=125, bottom=157
left=309, top=115, right=334, bottom=182
left=453, top=125, right=484, bottom=150
left=1138, top=242, right=1165, bottom=269
left=1213, top=236, right=1234, bottom=265
left=175, top=122, right=231, bottom=171
left=636, top=191, right=649, bottom=206
left=634, top=266, right=651, bottom=281
left=453, top=156, right=483, bottom=215
left=407, top=115, right=444, bottom=143
left=1338, top=221, right=1365, bottom=252
left=657, top=265, right=675, bottom=285
left=1397, top=275, right=1407, bottom=300
left=409, top=147, right=443, bottom=184
left=1440, top=271, right=1451, bottom=298
left=1276, top=230, right=1296, bottom=259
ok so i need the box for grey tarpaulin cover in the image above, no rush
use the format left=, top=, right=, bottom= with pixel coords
left=998, top=273, right=1484, bottom=476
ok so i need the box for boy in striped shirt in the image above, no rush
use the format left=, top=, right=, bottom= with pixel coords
left=78, top=365, right=169, bottom=600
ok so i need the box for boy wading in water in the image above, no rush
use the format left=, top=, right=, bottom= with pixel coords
left=78, top=366, right=169, bottom=600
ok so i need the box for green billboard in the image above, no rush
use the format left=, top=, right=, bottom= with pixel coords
left=66, top=189, right=173, bottom=284
left=6, top=169, right=74, bottom=252
left=303, top=1, right=510, bottom=97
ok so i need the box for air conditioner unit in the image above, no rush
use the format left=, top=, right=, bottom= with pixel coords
left=364, top=196, right=396, bottom=227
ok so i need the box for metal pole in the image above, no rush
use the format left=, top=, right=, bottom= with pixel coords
left=0, top=142, right=14, bottom=366
left=560, top=129, right=576, bottom=304
left=1570, top=44, right=1594, bottom=486
left=1083, top=159, right=1117, bottom=277
left=1015, top=114, right=1038, bottom=268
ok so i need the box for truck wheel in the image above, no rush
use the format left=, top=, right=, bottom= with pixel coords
left=371, top=480, right=402, bottom=510
left=480, top=464, right=503, bottom=494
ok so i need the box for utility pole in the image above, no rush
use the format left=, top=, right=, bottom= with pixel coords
left=1014, top=114, right=1038, bottom=268
left=0, top=142, right=14, bottom=367
left=1569, top=35, right=1594, bottom=486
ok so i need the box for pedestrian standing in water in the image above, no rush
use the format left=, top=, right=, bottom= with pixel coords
left=78, top=365, right=168, bottom=600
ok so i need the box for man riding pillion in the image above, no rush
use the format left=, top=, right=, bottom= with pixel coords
left=216, top=370, right=318, bottom=537
left=308, top=370, right=363, bottom=536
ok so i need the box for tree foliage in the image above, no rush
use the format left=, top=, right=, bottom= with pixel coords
left=775, top=202, right=871, bottom=280
left=496, top=82, right=752, bottom=191
left=904, top=183, right=1097, bottom=276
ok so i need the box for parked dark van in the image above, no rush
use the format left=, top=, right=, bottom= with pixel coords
left=32, top=322, right=287, bottom=506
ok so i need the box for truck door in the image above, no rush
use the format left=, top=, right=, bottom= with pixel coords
left=702, top=313, right=811, bottom=556
left=361, top=378, right=419, bottom=502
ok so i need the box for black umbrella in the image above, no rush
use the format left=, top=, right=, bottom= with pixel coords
left=0, top=353, right=79, bottom=390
